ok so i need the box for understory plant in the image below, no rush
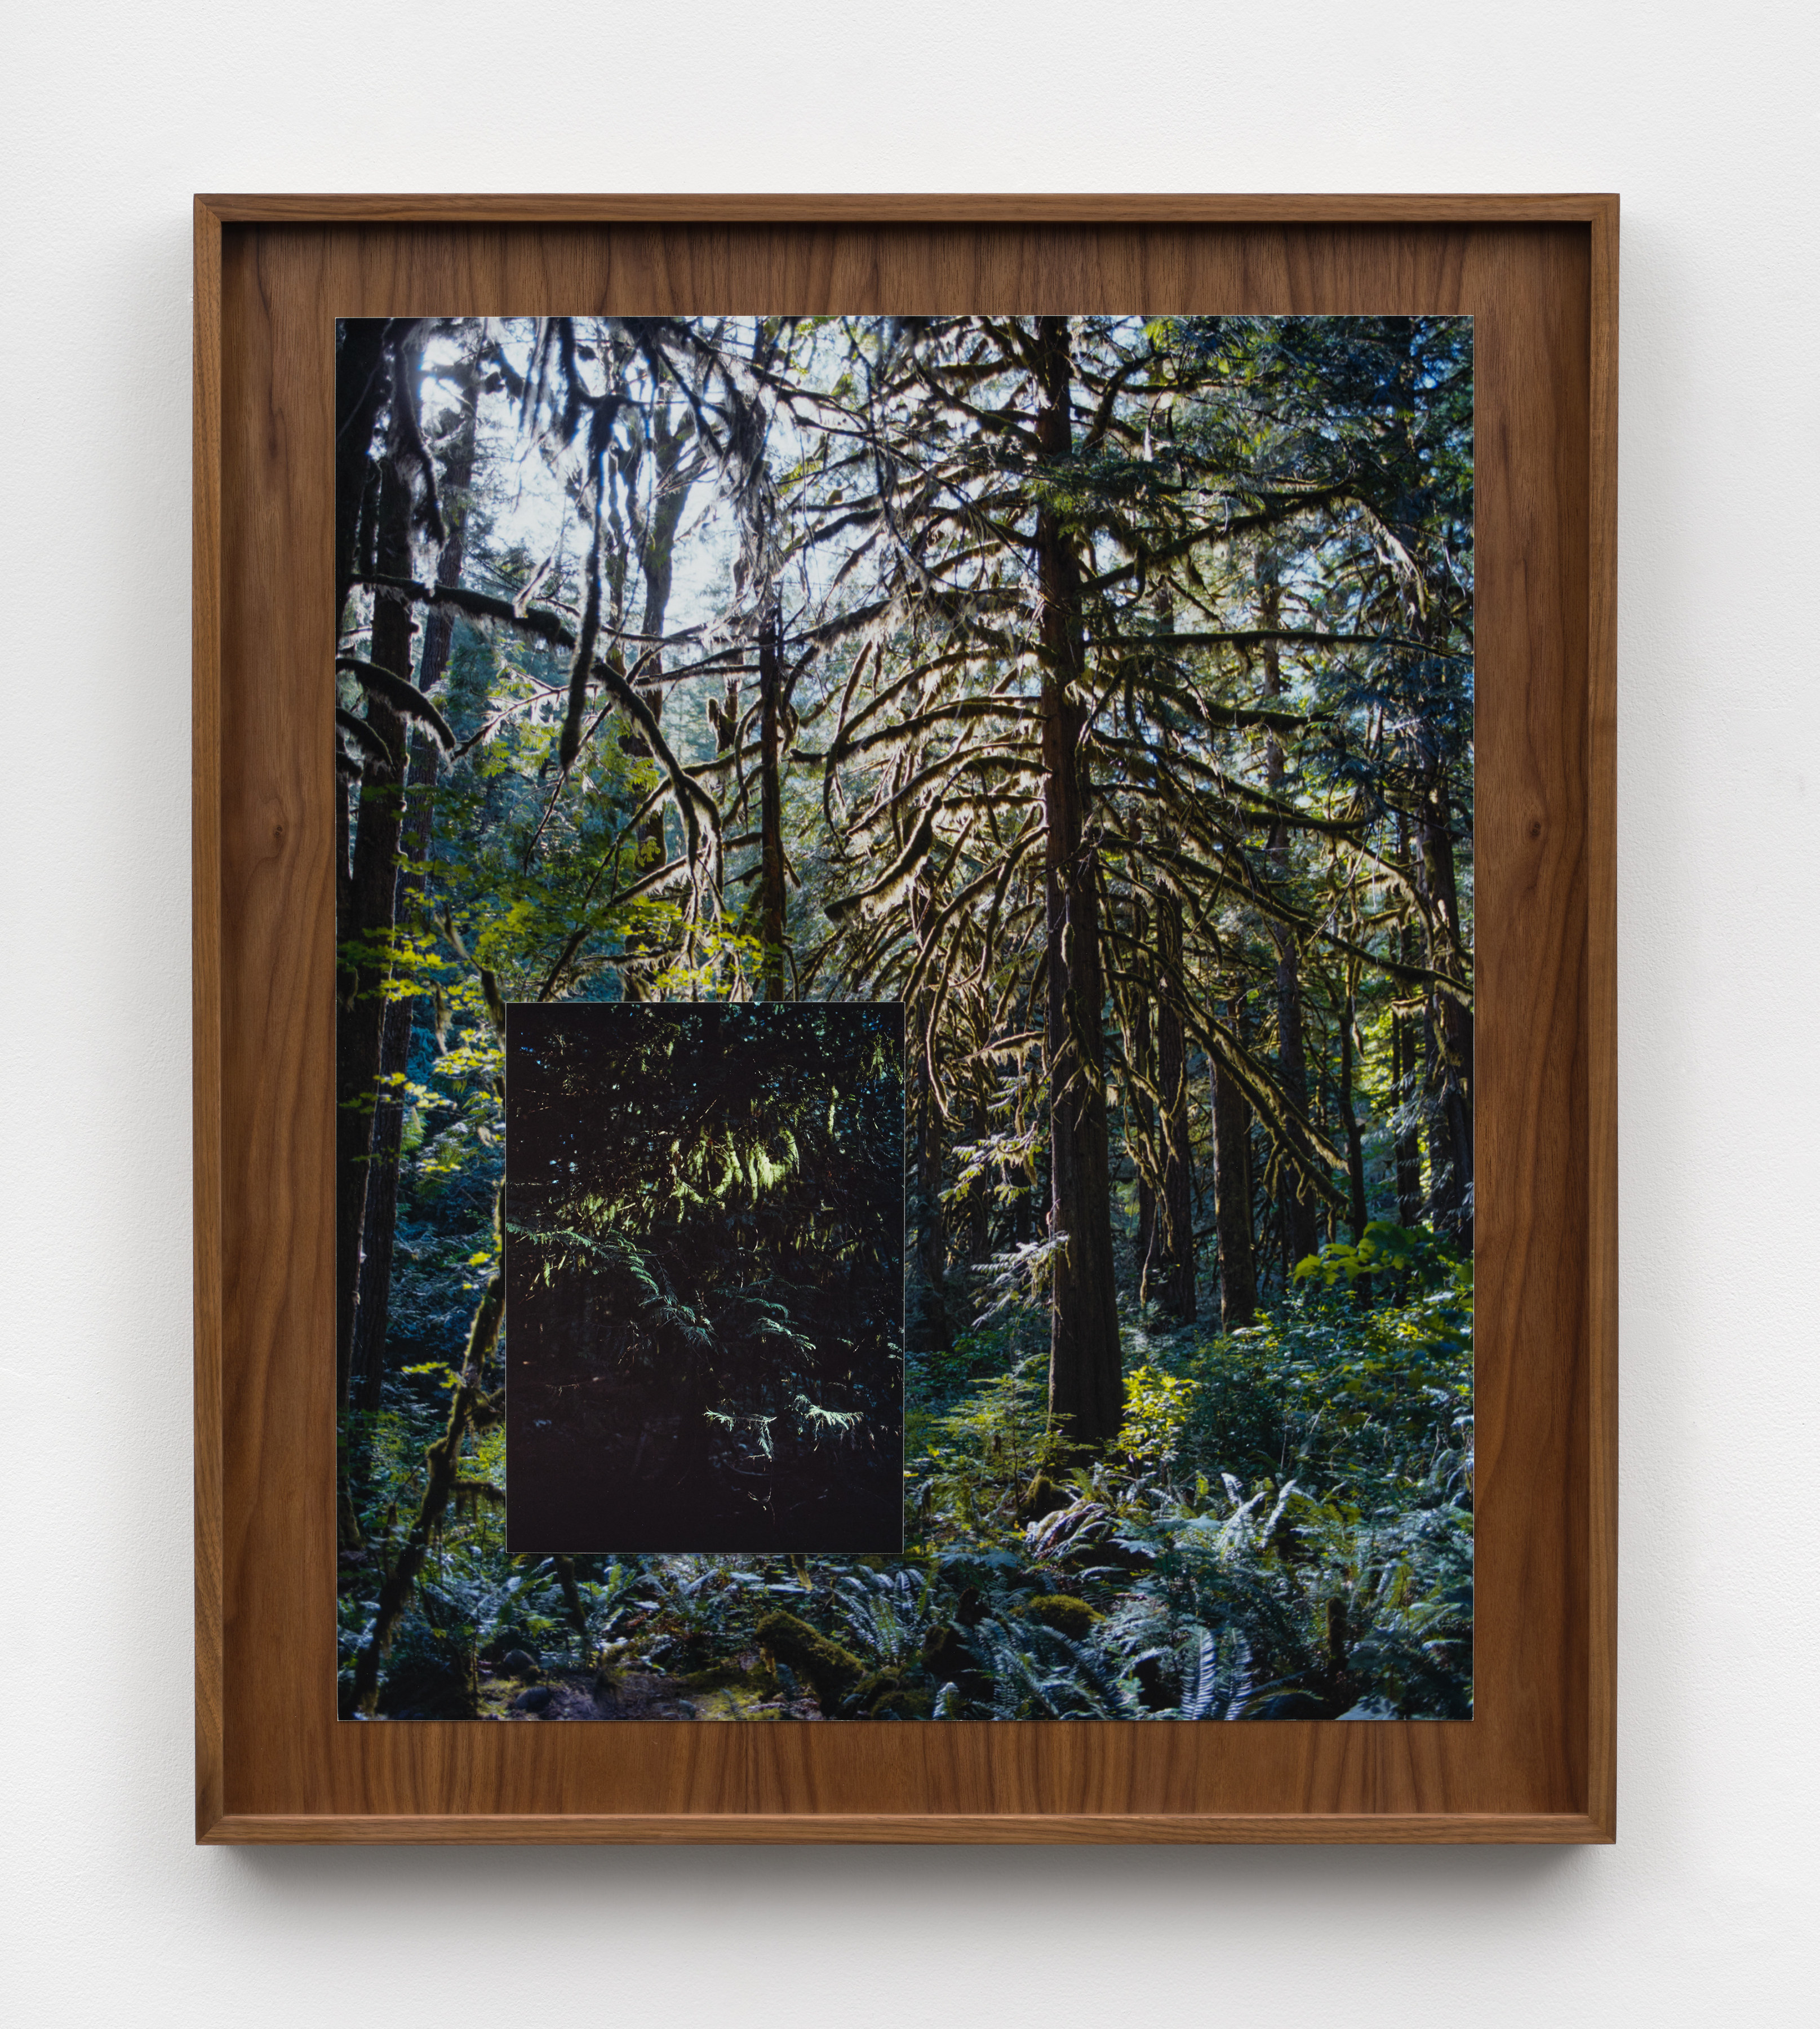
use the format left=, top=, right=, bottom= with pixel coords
left=340, top=1229, right=1472, bottom=1722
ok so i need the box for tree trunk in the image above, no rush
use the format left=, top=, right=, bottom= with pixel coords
left=1257, top=549, right=1321, bottom=1268
left=965, top=1096, right=994, bottom=1262
left=351, top=994, right=415, bottom=1410
left=712, top=669, right=739, bottom=896
left=1210, top=1008, right=1257, bottom=1328
left=1271, top=913, right=1319, bottom=1264
left=1392, top=1005, right=1424, bottom=1227
left=1131, top=899, right=1157, bottom=1299
left=1034, top=317, right=1121, bottom=1448
left=1391, top=831, right=1426, bottom=1227
left=350, top=340, right=480, bottom=1411
left=1339, top=993, right=1369, bottom=1244
left=1421, top=796, right=1475, bottom=1250
left=1155, top=887, right=1195, bottom=1323
left=905, top=1010, right=952, bottom=1355
left=619, top=403, right=694, bottom=993
left=757, top=601, right=788, bottom=1002
left=336, top=382, right=419, bottom=1409
left=1338, top=994, right=1373, bottom=1308
left=1421, top=1004, right=1457, bottom=1230
left=335, top=319, right=393, bottom=627
left=350, top=1265, right=505, bottom=1715
left=1393, top=1004, right=1424, bottom=1231
left=1387, top=322, right=1473, bottom=1252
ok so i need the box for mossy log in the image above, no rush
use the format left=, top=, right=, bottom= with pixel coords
left=753, top=1610, right=865, bottom=1711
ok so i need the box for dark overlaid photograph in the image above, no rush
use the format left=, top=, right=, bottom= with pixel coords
left=504, top=1001, right=905, bottom=1554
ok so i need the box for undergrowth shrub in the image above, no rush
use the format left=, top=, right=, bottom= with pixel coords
left=348, top=1229, right=1473, bottom=1722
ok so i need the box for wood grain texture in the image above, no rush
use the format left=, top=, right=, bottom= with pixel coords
left=202, top=1812, right=1609, bottom=1845
left=193, top=196, right=225, bottom=1845
left=193, top=197, right=1618, bottom=1844
left=197, top=194, right=1616, bottom=226
left=1584, top=202, right=1619, bottom=1843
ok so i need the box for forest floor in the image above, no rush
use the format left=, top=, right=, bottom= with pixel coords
left=477, top=1653, right=823, bottom=1721
left=349, top=1241, right=1475, bottom=1724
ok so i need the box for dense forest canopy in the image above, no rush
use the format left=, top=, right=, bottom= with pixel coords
left=334, top=312, right=1474, bottom=1722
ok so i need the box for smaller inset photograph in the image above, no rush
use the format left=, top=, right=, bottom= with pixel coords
left=505, top=1002, right=905, bottom=1553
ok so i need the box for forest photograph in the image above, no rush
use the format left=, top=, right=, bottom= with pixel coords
left=334, top=310, right=1475, bottom=1724
left=504, top=1001, right=904, bottom=1556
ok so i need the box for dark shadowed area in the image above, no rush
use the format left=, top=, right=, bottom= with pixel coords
left=505, top=1002, right=904, bottom=1552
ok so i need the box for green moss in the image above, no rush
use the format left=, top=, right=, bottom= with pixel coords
left=690, top=1681, right=789, bottom=1721
left=867, top=1686, right=934, bottom=1720
left=844, top=1669, right=896, bottom=1714
left=676, top=1662, right=775, bottom=1695
left=838, top=1670, right=936, bottom=1720
left=1018, top=1473, right=1069, bottom=1523
left=1022, top=1594, right=1104, bottom=1641
left=754, top=1610, right=865, bottom=1711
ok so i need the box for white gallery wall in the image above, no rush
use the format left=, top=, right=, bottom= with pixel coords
left=2, top=2, right=1814, bottom=2022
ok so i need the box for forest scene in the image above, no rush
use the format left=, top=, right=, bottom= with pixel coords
left=334, top=311, right=1474, bottom=1724
left=504, top=1001, right=904, bottom=1556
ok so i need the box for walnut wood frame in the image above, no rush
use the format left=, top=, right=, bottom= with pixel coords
left=193, top=193, right=1617, bottom=1844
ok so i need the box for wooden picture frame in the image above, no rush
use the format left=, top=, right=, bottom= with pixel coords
left=193, top=193, right=1617, bottom=1844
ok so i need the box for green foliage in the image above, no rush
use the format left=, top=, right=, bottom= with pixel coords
left=343, top=1273, right=1471, bottom=1719
left=335, top=315, right=1475, bottom=1725
left=1293, top=1220, right=1469, bottom=1296
left=911, top=1356, right=1071, bottom=1552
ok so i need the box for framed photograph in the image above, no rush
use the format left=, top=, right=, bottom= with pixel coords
left=194, top=193, right=1616, bottom=1842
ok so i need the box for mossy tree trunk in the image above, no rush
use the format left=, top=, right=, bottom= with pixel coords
left=352, top=334, right=480, bottom=1411
left=1257, top=550, right=1321, bottom=1272
left=618, top=397, right=695, bottom=995
left=757, top=600, right=788, bottom=1000
left=1211, top=996, right=1258, bottom=1328
left=1131, top=896, right=1157, bottom=1299
left=1154, top=884, right=1196, bottom=1323
left=351, top=1261, right=505, bottom=1716
left=1034, top=317, right=1121, bottom=1448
